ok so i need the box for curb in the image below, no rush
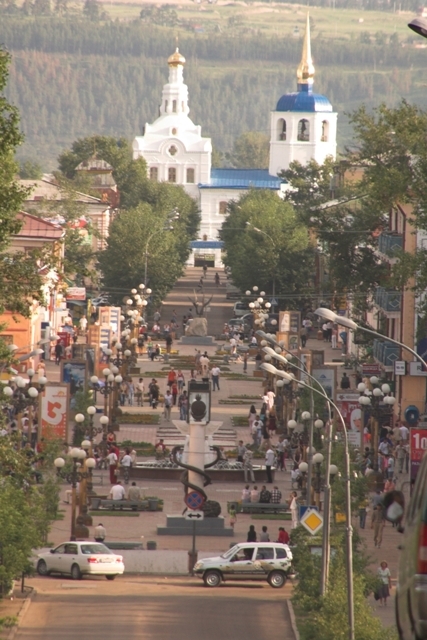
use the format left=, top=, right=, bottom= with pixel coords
left=287, top=600, right=300, bottom=640
left=6, top=588, right=36, bottom=640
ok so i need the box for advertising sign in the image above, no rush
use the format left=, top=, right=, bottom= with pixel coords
left=66, top=287, right=86, bottom=301
left=39, top=383, right=69, bottom=441
left=410, top=428, right=427, bottom=481
left=336, top=392, right=362, bottom=447
left=61, top=359, right=87, bottom=407
left=312, top=367, right=336, bottom=402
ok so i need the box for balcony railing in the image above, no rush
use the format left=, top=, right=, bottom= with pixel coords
left=374, top=287, right=402, bottom=313
left=378, top=233, right=403, bottom=257
left=373, top=339, right=400, bottom=367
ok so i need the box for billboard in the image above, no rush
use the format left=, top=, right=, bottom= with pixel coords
left=312, top=367, right=336, bottom=402
left=39, top=383, right=69, bottom=441
left=336, top=392, right=362, bottom=447
left=410, top=428, right=427, bottom=482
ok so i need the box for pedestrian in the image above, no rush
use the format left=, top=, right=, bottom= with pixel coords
left=127, top=378, right=135, bottom=406
left=165, top=333, right=173, bottom=354
left=167, top=368, right=177, bottom=388
left=211, top=364, right=221, bottom=391
left=289, top=491, right=299, bottom=529
left=248, top=405, right=257, bottom=429
left=259, top=485, right=271, bottom=503
left=242, top=485, right=251, bottom=503
left=270, top=485, right=282, bottom=504
left=268, top=408, right=277, bottom=434
left=177, top=369, right=185, bottom=392
left=229, top=505, right=237, bottom=529
left=276, top=438, right=285, bottom=471
left=128, top=482, right=141, bottom=501
left=54, top=341, right=63, bottom=365
left=376, top=561, right=392, bottom=606
left=94, top=523, right=106, bottom=543
left=250, top=485, right=260, bottom=502
left=178, top=390, right=188, bottom=421
left=340, top=373, right=350, bottom=389
left=200, top=352, right=210, bottom=378
left=109, top=480, right=126, bottom=501
left=265, top=446, right=275, bottom=483
left=277, top=527, right=290, bottom=544
left=247, top=525, right=257, bottom=542
left=79, top=315, right=88, bottom=334
left=243, top=352, right=248, bottom=373
left=243, top=449, right=255, bottom=483
left=300, top=326, right=307, bottom=348
left=371, top=504, right=385, bottom=548
left=395, top=442, right=406, bottom=473
left=259, top=525, right=270, bottom=542
left=237, top=440, right=246, bottom=463
left=163, top=389, right=173, bottom=421
left=171, top=381, right=178, bottom=406
left=107, top=447, right=118, bottom=484
left=359, top=497, right=369, bottom=529
left=331, top=324, right=338, bottom=349
left=135, top=378, right=144, bottom=407
left=340, top=329, right=348, bottom=354
left=149, top=379, right=159, bottom=408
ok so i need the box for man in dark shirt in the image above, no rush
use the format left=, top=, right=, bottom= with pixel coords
left=259, top=485, right=271, bottom=503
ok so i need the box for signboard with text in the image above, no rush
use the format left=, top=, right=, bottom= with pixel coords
left=66, top=287, right=86, bottom=301
left=410, top=428, right=427, bottom=481
left=39, top=383, right=69, bottom=441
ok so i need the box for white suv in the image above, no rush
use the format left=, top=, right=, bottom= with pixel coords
left=194, top=542, right=293, bottom=588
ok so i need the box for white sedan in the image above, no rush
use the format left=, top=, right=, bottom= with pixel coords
left=36, top=542, right=125, bottom=580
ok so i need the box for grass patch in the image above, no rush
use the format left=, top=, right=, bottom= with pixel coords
left=251, top=513, right=292, bottom=521
left=219, top=399, right=255, bottom=405
left=0, top=616, right=17, bottom=630
left=229, top=395, right=260, bottom=400
left=89, top=511, right=140, bottom=517
left=231, top=416, right=249, bottom=426
left=222, top=374, right=260, bottom=380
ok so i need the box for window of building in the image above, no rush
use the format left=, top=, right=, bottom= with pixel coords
left=219, top=201, right=228, bottom=214
left=297, top=119, right=310, bottom=142
left=172, top=100, right=177, bottom=113
left=168, top=167, right=177, bottom=183
left=149, top=167, right=158, bottom=181
left=172, top=127, right=177, bottom=135
left=203, top=234, right=208, bottom=241
left=186, top=168, right=195, bottom=184
left=168, top=145, right=178, bottom=157
left=321, top=120, right=329, bottom=142
left=277, top=118, right=286, bottom=141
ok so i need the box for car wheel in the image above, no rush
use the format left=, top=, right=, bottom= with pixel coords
left=37, top=560, right=49, bottom=577
left=203, top=570, right=222, bottom=587
left=268, top=571, right=286, bottom=588
left=106, top=575, right=117, bottom=581
left=71, top=564, right=82, bottom=580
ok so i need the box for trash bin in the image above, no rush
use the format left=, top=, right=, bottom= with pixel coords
left=148, top=498, right=158, bottom=512
left=147, top=541, right=157, bottom=550
left=188, top=549, right=198, bottom=574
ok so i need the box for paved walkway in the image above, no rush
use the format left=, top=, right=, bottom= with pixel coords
left=42, top=268, right=401, bottom=631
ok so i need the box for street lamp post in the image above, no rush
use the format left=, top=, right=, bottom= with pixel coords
left=261, top=362, right=355, bottom=640
left=144, top=208, right=179, bottom=286
left=3, top=372, right=47, bottom=446
left=54, top=449, right=96, bottom=540
left=246, top=223, right=277, bottom=306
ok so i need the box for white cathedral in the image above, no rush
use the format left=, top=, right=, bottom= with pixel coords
left=132, top=15, right=337, bottom=267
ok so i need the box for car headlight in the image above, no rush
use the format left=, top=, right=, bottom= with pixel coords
left=194, top=562, right=203, bottom=570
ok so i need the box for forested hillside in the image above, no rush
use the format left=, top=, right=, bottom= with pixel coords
left=1, top=16, right=425, bottom=169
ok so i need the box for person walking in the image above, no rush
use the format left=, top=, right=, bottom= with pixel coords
left=79, top=316, right=88, bottom=335
left=248, top=405, right=257, bottom=429
left=94, top=523, right=106, bottom=543
left=243, top=449, right=255, bottom=483
left=163, top=389, right=173, bottom=421
left=265, top=446, right=275, bottom=483
left=229, top=505, right=237, bottom=529
left=178, top=390, right=188, bottom=421
left=177, top=370, right=185, bottom=393
left=289, top=491, right=299, bottom=529
left=54, top=341, right=63, bottom=366
left=135, top=378, right=144, bottom=407
left=376, top=561, right=392, bottom=606
left=359, top=497, right=369, bottom=529
left=107, top=447, right=118, bottom=484
left=372, top=504, right=385, bottom=548
left=243, top=352, right=248, bottom=373
left=211, top=365, right=220, bottom=391
left=300, top=326, right=307, bottom=348
left=340, top=373, right=350, bottom=390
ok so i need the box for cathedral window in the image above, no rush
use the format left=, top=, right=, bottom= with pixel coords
left=149, top=167, right=158, bottom=181
left=219, top=201, right=228, bottom=215
left=172, top=100, right=177, bottom=112
left=168, top=167, right=177, bottom=183
left=321, top=120, right=329, bottom=142
left=172, top=127, right=177, bottom=135
left=297, top=119, right=310, bottom=142
left=168, top=145, right=178, bottom=157
left=277, top=118, right=286, bottom=141
left=186, top=168, right=195, bottom=184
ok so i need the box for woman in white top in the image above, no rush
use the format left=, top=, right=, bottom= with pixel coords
left=377, top=561, right=392, bottom=606
left=248, top=405, right=257, bottom=428
left=289, top=491, right=299, bottom=529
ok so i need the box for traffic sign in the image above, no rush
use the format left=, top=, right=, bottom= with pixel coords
left=300, top=508, right=323, bottom=535
left=185, top=510, right=204, bottom=521
left=270, top=297, right=278, bottom=307
left=185, top=490, right=205, bottom=510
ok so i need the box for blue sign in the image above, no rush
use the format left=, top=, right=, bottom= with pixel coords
left=299, top=505, right=319, bottom=520
left=185, top=490, right=205, bottom=510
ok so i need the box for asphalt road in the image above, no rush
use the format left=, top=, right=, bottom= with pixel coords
left=17, top=576, right=294, bottom=640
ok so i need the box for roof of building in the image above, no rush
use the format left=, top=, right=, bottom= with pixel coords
left=200, top=169, right=284, bottom=190
left=16, top=212, right=64, bottom=240
left=276, top=85, right=333, bottom=113
left=190, top=240, right=224, bottom=249
left=75, top=157, right=114, bottom=172
left=20, top=179, right=104, bottom=205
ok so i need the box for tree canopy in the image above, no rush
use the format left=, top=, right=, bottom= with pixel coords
left=220, top=189, right=314, bottom=307
left=225, top=132, right=270, bottom=170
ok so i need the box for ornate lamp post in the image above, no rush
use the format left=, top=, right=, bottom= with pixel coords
left=54, top=448, right=96, bottom=540
left=3, top=371, right=47, bottom=446
left=246, top=286, right=277, bottom=332
left=90, top=369, right=122, bottom=450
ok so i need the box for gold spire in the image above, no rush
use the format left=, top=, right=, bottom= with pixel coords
left=168, top=48, right=185, bottom=67
left=297, top=14, right=315, bottom=86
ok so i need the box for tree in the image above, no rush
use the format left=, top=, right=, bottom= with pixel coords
left=19, top=159, right=43, bottom=179
left=225, top=131, right=270, bottom=169
left=98, top=203, right=196, bottom=305
left=220, top=189, right=314, bottom=307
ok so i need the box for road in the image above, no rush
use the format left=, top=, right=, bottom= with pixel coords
left=17, top=576, right=294, bottom=640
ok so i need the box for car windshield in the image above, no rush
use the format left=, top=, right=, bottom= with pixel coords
left=80, top=544, right=111, bottom=555
left=221, top=545, right=238, bottom=559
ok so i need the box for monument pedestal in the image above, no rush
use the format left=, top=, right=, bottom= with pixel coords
left=157, top=515, right=234, bottom=536
left=180, top=336, right=217, bottom=346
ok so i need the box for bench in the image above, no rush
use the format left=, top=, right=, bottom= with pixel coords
left=91, top=498, right=149, bottom=511
left=241, top=502, right=289, bottom=514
